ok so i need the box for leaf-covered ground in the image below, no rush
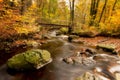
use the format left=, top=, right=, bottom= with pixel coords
left=75, top=37, right=120, bottom=54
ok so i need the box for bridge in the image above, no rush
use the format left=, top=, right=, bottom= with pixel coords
left=36, top=18, right=71, bottom=28
left=38, top=22, right=70, bottom=27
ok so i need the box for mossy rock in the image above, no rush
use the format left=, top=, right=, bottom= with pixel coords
left=41, top=40, right=64, bottom=53
left=59, top=27, right=68, bottom=34
left=26, top=40, right=40, bottom=48
left=97, top=44, right=116, bottom=53
left=73, top=27, right=99, bottom=37
left=7, top=49, right=52, bottom=71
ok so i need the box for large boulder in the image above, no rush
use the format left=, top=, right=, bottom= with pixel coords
left=7, top=49, right=52, bottom=71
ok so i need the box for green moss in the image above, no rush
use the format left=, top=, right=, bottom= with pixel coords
left=97, top=44, right=116, bottom=51
left=7, top=49, right=52, bottom=70
left=7, top=53, right=32, bottom=70
left=39, top=50, right=51, bottom=62
left=60, top=27, right=68, bottom=34
left=24, top=51, right=41, bottom=65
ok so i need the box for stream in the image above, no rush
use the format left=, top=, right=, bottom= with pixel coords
left=0, top=32, right=120, bottom=80
left=0, top=39, right=90, bottom=80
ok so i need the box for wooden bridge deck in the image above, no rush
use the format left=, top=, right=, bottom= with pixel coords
left=38, top=22, right=70, bottom=27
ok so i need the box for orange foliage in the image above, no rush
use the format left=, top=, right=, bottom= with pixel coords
left=0, top=0, right=3, bottom=2
left=0, top=26, right=17, bottom=40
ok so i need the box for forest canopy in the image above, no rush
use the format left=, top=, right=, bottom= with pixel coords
left=0, top=0, right=120, bottom=37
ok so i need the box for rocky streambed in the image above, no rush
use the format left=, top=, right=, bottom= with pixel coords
left=0, top=34, right=120, bottom=80
left=63, top=47, right=120, bottom=80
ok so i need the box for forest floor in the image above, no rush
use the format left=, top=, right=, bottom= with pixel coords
left=74, top=36, right=120, bottom=55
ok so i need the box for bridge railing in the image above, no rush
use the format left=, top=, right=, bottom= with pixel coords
left=37, top=17, right=84, bottom=30
left=37, top=17, right=70, bottom=26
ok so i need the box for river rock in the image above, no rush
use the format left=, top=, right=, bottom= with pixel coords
left=63, top=48, right=96, bottom=65
left=63, top=56, right=96, bottom=66
left=97, top=44, right=116, bottom=53
left=26, top=40, right=41, bottom=48
left=82, top=58, right=96, bottom=66
left=59, top=27, right=68, bottom=34
left=116, top=73, right=120, bottom=80
left=77, top=30, right=98, bottom=37
left=76, top=72, right=103, bottom=80
left=7, top=49, right=52, bottom=71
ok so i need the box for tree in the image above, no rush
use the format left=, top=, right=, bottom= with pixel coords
left=111, top=0, right=118, bottom=16
left=19, top=0, right=32, bottom=15
left=58, top=0, right=69, bottom=20
left=69, top=0, right=75, bottom=33
left=48, top=0, right=58, bottom=18
left=75, top=0, right=90, bottom=25
left=89, top=0, right=100, bottom=26
left=98, top=0, right=108, bottom=23
left=34, top=0, right=48, bottom=22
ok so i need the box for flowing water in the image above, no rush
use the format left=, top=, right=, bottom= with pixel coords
left=0, top=38, right=94, bottom=80
left=0, top=34, right=120, bottom=80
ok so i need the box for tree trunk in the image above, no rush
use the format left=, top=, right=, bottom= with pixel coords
left=20, top=0, right=24, bottom=15
left=94, top=0, right=100, bottom=19
left=112, top=0, right=117, bottom=11
left=89, top=0, right=100, bottom=26
left=68, top=0, right=75, bottom=34
left=98, top=0, right=108, bottom=23
left=110, top=0, right=118, bottom=16
left=109, top=0, right=118, bottom=23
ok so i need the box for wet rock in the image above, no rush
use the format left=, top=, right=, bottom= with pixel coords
left=76, top=72, right=103, bottom=80
left=76, top=30, right=98, bottom=37
left=63, top=48, right=96, bottom=65
left=97, top=44, right=116, bottom=53
left=76, top=64, right=120, bottom=80
left=82, top=58, right=96, bottom=66
left=63, top=56, right=83, bottom=64
left=59, top=27, right=68, bottom=34
left=68, top=36, right=73, bottom=42
left=41, top=39, right=64, bottom=53
left=72, top=39, right=84, bottom=44
left=42, top=34, right=51, bottom=39
left=116, top=73, right=120, bottom=80
left=78, top=48, right=96, bottom=58
left=68, top=35, right=79, bottom=42
left=33, top=34, right=42, bottom=40
left=115, top=49, right=120, bottom=56
left=58, top=35, right=68, bottom=40
left=26, top=40, right=41, bottom=48
left=63, top=57, right=74, bottom=64
left=7, top=49, right=52, bottom=71
left=93, top=54, right=120, bottom=62
left=85, top=48, right=96, bottom=55
left=63, top=56, right=96, bottom=66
